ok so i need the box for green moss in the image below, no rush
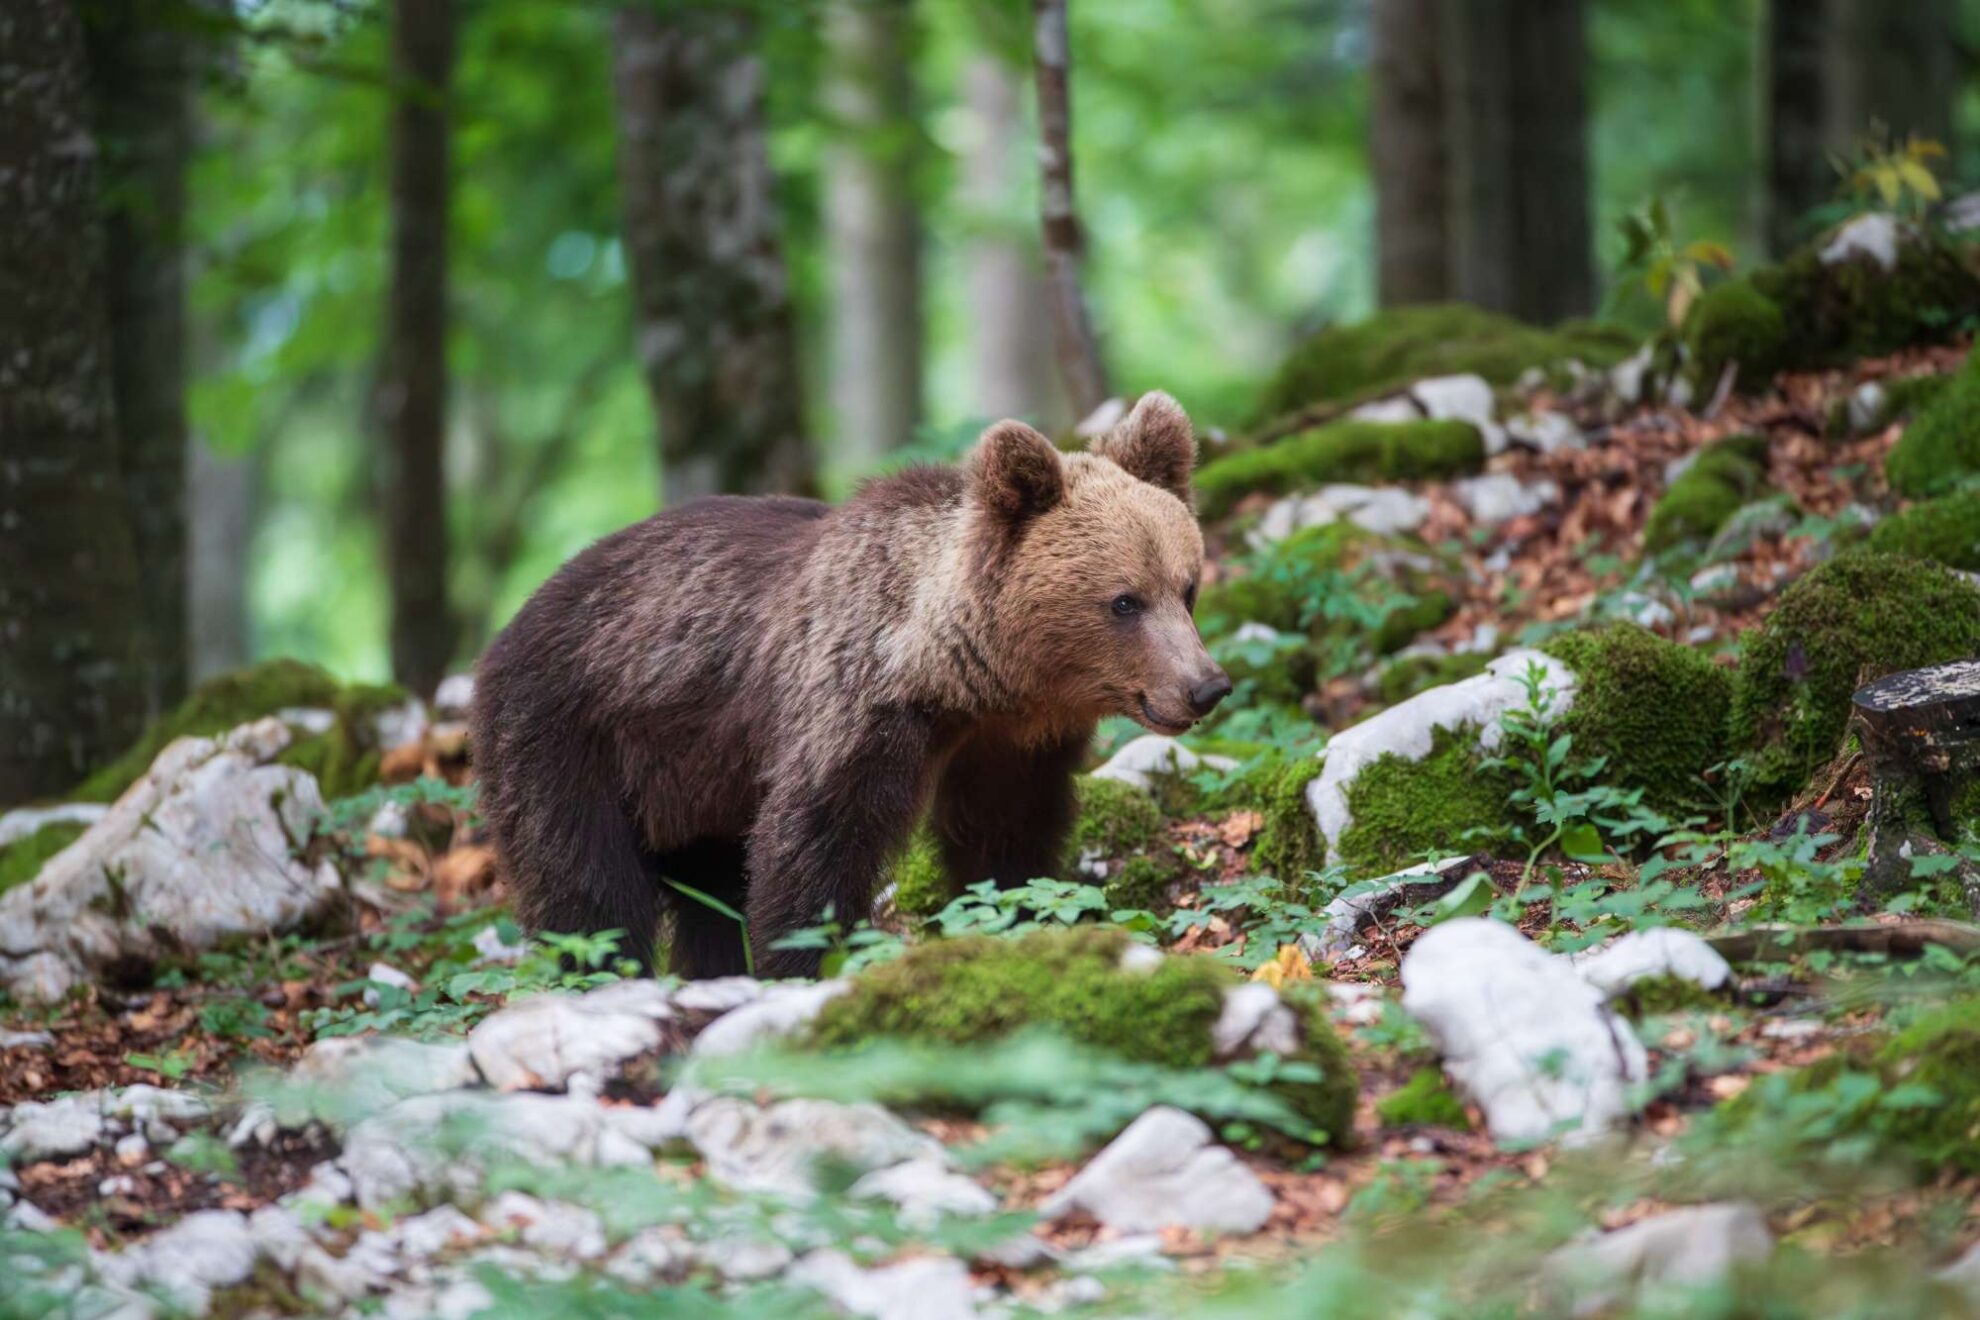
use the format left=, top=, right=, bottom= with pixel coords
left=1375, top=1066, right=1470, bottom=1128
left=1255, top=755, right=1326, bottom=886
left=1754, top=231, right=1980, bottom=369
left=888, top=827, right=954, bottom=918
left=1336, top=724, right=1516, bottom=877
left=1866, top=491, right=1980, bottom=572
left=73, top=660, right=407, bottom=803
left=1642, top=434, right=1773, bottom=556
left=1614, top=973, right=1728, bottom=1020
left=1681, top=279, right=1787, bottom=393
left=1198, top=523, right=1457, bottom=660
left=1373, top=651, right=1491, bottom=707
left=810, top=927, right=1357, bottom=1143
left=1070, top=776, right=1164, bottom=856
left=1256, top=303, right=1635, bottom=421
left=1729, top=551, right=1980, bottom=800
left=1871, top=998, right=1980, bottom=1174
left=1196, top=420, right=1485, bottom=520
left=0, top=822, right=88, bottom=896
left=1887, top=357, right=1980, bottom=497
left=1542, top=623, right=1734, bottom=811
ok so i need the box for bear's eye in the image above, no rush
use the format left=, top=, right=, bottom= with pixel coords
left=1183, top=581, right=1198, bottom=613
left=1111, top=593, right=1143, bottom=618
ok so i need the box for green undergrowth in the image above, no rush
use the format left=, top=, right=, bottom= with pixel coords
left=1196, top=420, right=1483, bottom=520
left=1642, top=432, right=1772, bottom=556
left=1373, top=650, right=1491, bottom=708
left=1255, top=754, right=1326, bottom=886
left=72, top=659, right=406, bottom=803
left=1729, top=551, right=1980, bottom=801
left=1199, top=523, right=1458, bottom=662
left=1886, top=353, right=1980, bottom=497
left=1374, top=1067, right=1470, bottom=1129
left=1337, top=723, right=1516, bottom=877
left=807, top=926, right=1357, bottom=1145
left=1255, top=303, right=1634, bottom=421
left=0, top=821, right=88, bottom=896
left=1866, top=490, right=1980, bottom=572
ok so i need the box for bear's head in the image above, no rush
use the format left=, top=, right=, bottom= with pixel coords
left=966, top=392, right=1230, bottom=735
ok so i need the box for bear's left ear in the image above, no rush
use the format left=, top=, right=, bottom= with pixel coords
left=1094, top=391, right=1196, bottom=506
left=968, top=419, right=1066, bottom=524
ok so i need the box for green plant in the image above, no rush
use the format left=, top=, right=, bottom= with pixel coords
left=1641, top=434, right=1772, bottom=557
left=663, top=878, right=754, bottom=977
left=1615, top=193, right=1735, bottom=329
left=1838, top=129, right=1946, bottom=219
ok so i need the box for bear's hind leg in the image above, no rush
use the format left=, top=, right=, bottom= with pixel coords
left=658, top=838, right=753, bottom=979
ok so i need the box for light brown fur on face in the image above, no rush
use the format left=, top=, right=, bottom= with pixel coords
left=472, top=391, right=1227, bottom=982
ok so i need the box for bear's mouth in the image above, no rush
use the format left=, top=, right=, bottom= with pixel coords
left=1136, top=692, right=1196, bottom=735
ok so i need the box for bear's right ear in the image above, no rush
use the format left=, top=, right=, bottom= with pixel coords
left=967, top=420, right=1065, bottom=523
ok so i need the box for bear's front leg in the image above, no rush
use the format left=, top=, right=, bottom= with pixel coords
left=745, top=706, right=940, bottom=978
left=932, top=729, right=1086, bottom=890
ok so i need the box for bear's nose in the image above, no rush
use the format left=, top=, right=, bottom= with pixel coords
left=1188, top=671, right=1233, bottom=716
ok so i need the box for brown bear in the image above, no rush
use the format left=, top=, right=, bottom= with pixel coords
left=471, top=392, right=1228, bottom=979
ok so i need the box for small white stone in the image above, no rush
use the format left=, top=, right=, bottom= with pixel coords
left=789, top=1250, right=979, bottom=1320
left=1819, top=212, right=1902, bottom=271
left=0, top=803, right=107, bottom=850
left=362, top=962, right=417, bottom=1008
left=1505, top=410, right=1585, bottom=454
left=1211, top=982, right=1301, bottom=1059
left=433, top=673, right=476, bottom=716
left=1575, top=928, right=1732, bottom=998
left=0, top=1029, right=55, bottom=1050
left=1848, top=380, right=1888, bottom=432
left=1089, top=736, right=1235, bottom=794
left=1, top=1093, right=106, bottom=1162
left=850, top=1158, right=1000, bottom=1229
left=1116, top=942, right=1164, bottom=974
left=114, top=1133, right=149, bottom=1162
left=1042, top=1106, right=1273, bottom=1235
left=471, top=924, right=527, bottom=965
left=1453, top=473, right=1560, bottom=525
left=1408, top=374, right=1508, bottom=454
left=1075, top=397, right=1131, bottom=439
left=469, top=985, right=668, bottom=1091
left=691, top=979, right=850, bottom=1058
left=1545, top=1203, right=1772, bottom=1316
left=478, top=1191, right=605, bottom=1259
left=685, top=1096, right=944, bottom=1199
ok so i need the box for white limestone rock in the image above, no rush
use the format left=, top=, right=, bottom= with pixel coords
left=0, top=803, right=108, bottom=850
left=284, top=1036, right=478, bottom=1125
left=1297, top=855, right=1475, bottom=962
left=469, top=979, right=674, bottom=1091
left=1574, top=928, right=1732, bottom=999
left=0, top=719, right=342, bottom=1002
left=1040, top=1106, right=1273, bottom=1235
left=1407, top=374, right=1507, bottom=454
left=1544, top=1202, right=1772, bottom=1316
left=1505, top=410, right=1585, bottom=454
left=690, top=978, right=850, bottom=1059
left=1400, top=919, right=1647, bottom=1145
left=685, top=1096, right=944, bottom=1199
left=1250, top=484, right=1431, bottom=544
left=1089, top=735, right=1236, bottom=795
left=789, top=1250, right=979, bottom=1320
left=1819, top=212, right=1902, bottom=271
left=1304, top=650, right=1577, bottom=864
left=850, top=1158, right=1000, bottom=1229
left=1210, top=982, right=1301, bottom=1059
left=1452, top=473, right=1560, bottom=525
left=432, top=673, right=476, bottom=718
left=0, top=1093, right=107, bottom=1162
left=96, top=1210, right=259, bottom=1314
left=478, top=1191, right=606, bottom=1259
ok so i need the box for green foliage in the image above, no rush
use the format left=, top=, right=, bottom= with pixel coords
left=1255, top=755, right=1326, bottom=885
left=1195, top=421, right=1484, bottom=520
left=1641, top=433, right=1772, bottom=556
left=1729, top=551, right=1980, bottom=799
left=1254, top=303, right=1635, bottom=421
left=0, top=821, right=86, bottom=896
left=884, top=825, right=953, bottom=919
left=1840, top=133, right=1947, bottom=219
left=1887, top=356, right=1980, bottom=497
left=1614, top=192, right=1735, bottom=329
left=808, top=927, right=1356, bottom=1143
left=1866, top=491, right=1980, bottom=572
left=1374, top=1067, right=1469, bottom=1129
left=1069, top=775, right=1191, bottom=909
left=71, top=659, right=406, bottom=802
left=1337, top=724, right=1515, bottom=877
left=1680, top=278, right=1786, bottom=392
left=1542, top=622, right=1734, bottom=811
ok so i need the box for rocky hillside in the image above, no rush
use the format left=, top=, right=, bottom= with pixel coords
left=7, top=212, right=1980, bottom=1318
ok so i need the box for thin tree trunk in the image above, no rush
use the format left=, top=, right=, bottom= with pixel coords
left=1443, top=0, right=1592, bottom=323
left=962, top=55, right=1059, bottom=427
left=1824, top=0, right=1958, bottom=158
left=611, top=5, right=812, bottom=503
left=1030, top=0, right=1109, bottom=420
left=823, top=0, right=922, bottom=469
left=86, top=0, right=191, bottom=717
left=378, top=0, right=456, bottom=698
left=0, top=0, right=148, bottom=801
left=187, top=437, right=256, bottom=681
left=1370, top=0, right=1449, bottom=306
left=1762, top=0, right=1829, bottom=257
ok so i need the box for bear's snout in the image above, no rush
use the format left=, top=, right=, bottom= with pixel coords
left=1187, top=668, right=1233, bottom=717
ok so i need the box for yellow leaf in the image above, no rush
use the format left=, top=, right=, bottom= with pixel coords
left=1908, top=136, right=1949, bottom=161
left=1252, top=943, right=1314, bottom=987
left=1684, top=240, right=1734, bottom=270
left=1873, top=168, right=1901, bottom=208
left=1897, top=158, right=1941, bottom=203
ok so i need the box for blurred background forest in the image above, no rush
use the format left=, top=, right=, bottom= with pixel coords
left=9, top=0, right=1980, bottom=800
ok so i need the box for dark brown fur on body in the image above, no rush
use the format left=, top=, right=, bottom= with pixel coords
left=472, top=393, right=1226, bottom=978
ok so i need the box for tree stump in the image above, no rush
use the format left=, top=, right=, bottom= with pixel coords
left=1852, top=659, right=1980, bottom=910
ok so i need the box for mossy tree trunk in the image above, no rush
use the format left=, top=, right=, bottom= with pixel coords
left=1854, top=660, right=1980, bottom=911
left=822, top=0, right=923, bottom=468
left=377, top=0, right=458, bottom=699
left=0, top=0, right=149, bottom=802
left=86, top=0, right=193, bottom=717
left=1370, top=0, right=1449, bottom=307
left=1441, top=0, right=1593, bottom=324
left=611, top=4, right=813, bottom=503
left=1030, top=0, right=1110, bottom=420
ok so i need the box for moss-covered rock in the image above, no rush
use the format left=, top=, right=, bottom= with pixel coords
left=1198, top=523, right=1458, bottom=660
left=1541, top=623, right=1734, bottom=811
left=73, top=660, right=407, bottom=803
left=1256, top=303, right=1635, bottom=422
left=1255, top=755, right=1326, bottom=886
left=1866, top=491, right=1980, bottom=572
left=1886, top=356, right=1980, bottom=498
left=1375, top=1066, right=1470, bottom=1128
left=1681, top=280, right=1787, bottom=394
left=1871, top=997, right=1980, bottom=1173
left=1729, top=551, right=1980, bottom=799
left=0, top=821, right=88, bottom=897
left=809, top=926, right=1357, bottom=1143
left=1641, top=433, right=1773, bottom=556
left=1754, top=226, right=1980, bottom=368
left=1372, top=651, right=1492, bottom=708
left=1336, top=723, right=1516, bottom=876
left=1196, top=420, right=1484, bottom=520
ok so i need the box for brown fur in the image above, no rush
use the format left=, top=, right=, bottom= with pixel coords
left=471, top=392, right=1225, bottom=978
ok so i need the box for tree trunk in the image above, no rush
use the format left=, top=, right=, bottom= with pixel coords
left=1762, top=0, right=1828, bottom=257
left=611, top=5, right=812, bottom=503
left=823, top=0, right=922, bottom=469
left=963, top=54, right=1060, bottom=428
left=1030, top=0, right=1109, bottom=420
left=1823, top=0, right=1958, bottom=157
left=187, top=437, right=257, bottom=682
left=1852, top=660, right=1980, bottom=911
left=0, top=0, right=148, bottom=802
left=86, top=0, right=191, bottom=717
left=1442, top=0, right=1592, bottom=324
left=1370, top=0, right=1450, bottom=307
left=377, top=0, right=457, bottom=699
